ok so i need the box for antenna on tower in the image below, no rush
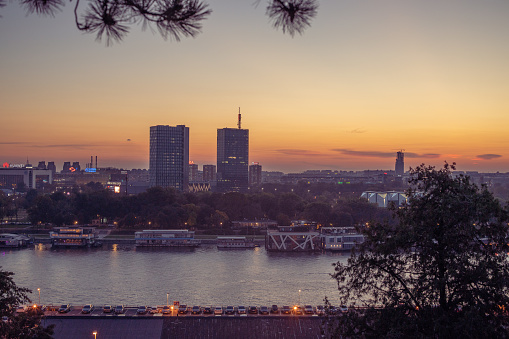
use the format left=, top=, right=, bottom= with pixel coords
left=237, top=107, right=241, bottom=129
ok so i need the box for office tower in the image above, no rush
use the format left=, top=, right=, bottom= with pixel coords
left=249, top=162, right=262, bottom=187
left=217, top=121, right=249, bottom=192
left=62, top=162, right=71, bottom=173
left=37, top=161, right=46, bottom=170
left=202, top=165, right=216, bottom=182
left=395, top=151, right=404, bottom=176
left=47, top=162, right=56, bottom=175
left=149, top=124, right=189, bottom=191
left=189, top=162, right=199, bottom=182
left=72, top=162, right=81, bottom=172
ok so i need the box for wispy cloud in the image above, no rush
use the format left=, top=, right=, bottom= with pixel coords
left=276, top=149, right=323, bottom=156
left=475, top=154, right=502, bottom=160
left=347, top=128, right=366, bottom=134
left=0, top=141, right=29, bottom=145
left=332, top=149, right=440, bottom=159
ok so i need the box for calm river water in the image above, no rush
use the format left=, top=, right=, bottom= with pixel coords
left=1, top=244, right=349, bottom=307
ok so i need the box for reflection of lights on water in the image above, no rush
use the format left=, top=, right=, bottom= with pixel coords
left=112, top=244, right=118, bottom=251
left=37, top=243, right=44, bottom=251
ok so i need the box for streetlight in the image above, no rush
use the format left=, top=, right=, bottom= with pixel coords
left=298, top=289, right=301, bottom=306
left=37, top=288, right=41, bottom=306
left=92, top=331, right=97, bottom=339
left=166, top=293, right=169, bottom=306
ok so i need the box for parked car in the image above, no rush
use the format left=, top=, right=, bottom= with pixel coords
left=114, top=305, right=125, bottom=314
left=339, top=305, right=348, bottom=313
left=149, top=306, right=159, bottom=314
left=225, top=306, right=235, bottom=315
left=32, top=304, right=47, bottom=312
left=259, top=306, right=269, bottom=315
left=328, top=306, right=337, bottom=315
left=137, top=306, right=148, bottom=315
left=248, top=306, right=258, bottom=314
left=281, top=306, right=291, bottom=314
left=192, top=306, right=201, bottom=314
left=237, top=306, right=247, bottom=314
left=58, top=304, right=71, bottom=313
left=293, top=305, right=303, bottom=315
left=316, top=305, right=325, bottom=315
left=103, top=305, right=113, bottom=313
left=304, top=305, right=314, bottom=314
left=162, top=305, right=171, bottom=314
left=81, top=304, right=94, bottom=314
left=271, top=305, right=279, bottom=314
left=178, top=305, right=188, bottom=314
left=214, top=306, right=223, bottom=315
left=203, top=306, right=213, bottom=314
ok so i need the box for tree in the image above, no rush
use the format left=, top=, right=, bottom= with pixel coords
left=2, top=0, right=318, bottom=45
left=0, top=267, right=54, bottom=338
left=328, top=163, right=509, bottom=338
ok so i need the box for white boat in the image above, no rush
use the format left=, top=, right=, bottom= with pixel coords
left=0, top=233, right=32, bottom=248
left=216, top=236, right=257, bottom=249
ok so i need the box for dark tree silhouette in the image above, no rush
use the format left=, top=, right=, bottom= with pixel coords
left=327, top=163, right=509, bottom=338
left=7, top=0, right=319, bottom=45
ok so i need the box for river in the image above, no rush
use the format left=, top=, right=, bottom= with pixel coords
left=1, top=244, right=350, bottom=307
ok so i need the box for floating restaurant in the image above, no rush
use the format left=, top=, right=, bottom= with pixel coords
left=216, top=236, right=257, bottom=249
left=50, top=227, right=97, bottom=247
left=320, top=226, right=365, bottom=251
left=135, top=229, right=200, bottom=247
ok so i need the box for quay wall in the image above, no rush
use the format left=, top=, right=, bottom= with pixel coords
left=45, top=316, right=324, bottom=339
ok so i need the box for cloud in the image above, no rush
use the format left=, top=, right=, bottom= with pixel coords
left=0, top=141, right=29, bottom=145
left=332, top=149, right=395, bottom=158
left=476, top=154, right=502, bottom=160
left=276, top=149, right=322, bottom=156
left=332, top=149, right=440, bottom=159
left=347, top=128, right=366, bottom=134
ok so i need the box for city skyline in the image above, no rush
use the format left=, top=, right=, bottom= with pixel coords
left=1, top=1, right=509, bottom=173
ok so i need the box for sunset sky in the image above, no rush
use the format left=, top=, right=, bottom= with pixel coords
left=1, top=0, right=508, bottom=173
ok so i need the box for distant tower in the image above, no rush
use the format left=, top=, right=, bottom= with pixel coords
left=217, top=112, right=249, bottom=192
left=249, top=162, right=262, bottom=187
left=149, top=124, right=189, bottom=191
left=189, top=162, right=199, bottom=182
left=202, top=165, right=216, bottom=182
left=395, top=151, right=405, bottom=176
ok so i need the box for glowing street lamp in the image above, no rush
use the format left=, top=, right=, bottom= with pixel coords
left=37, top=288, right=41, bottom=306
left=92, top=331, right=97, bottom=339
left=298, top=289, right=301, bottom=306
left=166, top=293, right=169, bottom=306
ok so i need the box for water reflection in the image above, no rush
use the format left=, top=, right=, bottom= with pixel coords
left=2, top=245, right=347, bottom=307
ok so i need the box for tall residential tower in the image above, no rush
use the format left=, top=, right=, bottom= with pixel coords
left=395, top=151, right=404, bottom=176
left=216, top=113, right=249, bottom=192
left=149, top=124, right=189, bottom=191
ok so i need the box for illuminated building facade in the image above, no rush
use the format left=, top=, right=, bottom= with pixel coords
left=217, top=127, right=249, bottom=192
left=149, top=124, right=189, bottom=191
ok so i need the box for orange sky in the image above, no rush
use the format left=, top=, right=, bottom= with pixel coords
left=1, top=1, right=508, bottom=173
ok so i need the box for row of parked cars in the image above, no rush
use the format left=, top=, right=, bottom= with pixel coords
left=56, top=303, right=348, bottom=315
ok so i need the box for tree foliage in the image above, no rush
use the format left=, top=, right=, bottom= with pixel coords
left=4, top=0, right=319, bottom=45
left=329, top=163, right=509, bottom=338
left=0, top=267, right=54, bottom=338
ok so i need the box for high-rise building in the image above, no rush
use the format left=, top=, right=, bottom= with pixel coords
left=149, top=125, right=189, bottom=191
left=217, top=125, right=249, bottom=192
left=37, top=161, right=46, bottom=170
left=202, top=165, right=216, bottom=182
left=189, top=162, right=199, bottom=182
left=249, top=162, right=262, bottom=187
left=395, top=151, right=404, bottom=176
left=62, top=162, right=71, bottom=173
left=72, top=162, right=81, bottom=172
left=47, top=162, right=56, bottom=175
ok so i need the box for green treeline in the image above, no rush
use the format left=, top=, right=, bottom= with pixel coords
left=1, top=182, right=394, bottom=229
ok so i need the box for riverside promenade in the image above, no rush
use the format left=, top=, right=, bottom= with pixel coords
left=45, top=316, right=324, bottom=339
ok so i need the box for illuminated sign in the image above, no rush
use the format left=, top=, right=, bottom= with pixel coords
left=69, top=167, right=76, bottom=172
left=2, top=162, right=9, bottom=168
left=85, top=168, right=97, bottom=173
